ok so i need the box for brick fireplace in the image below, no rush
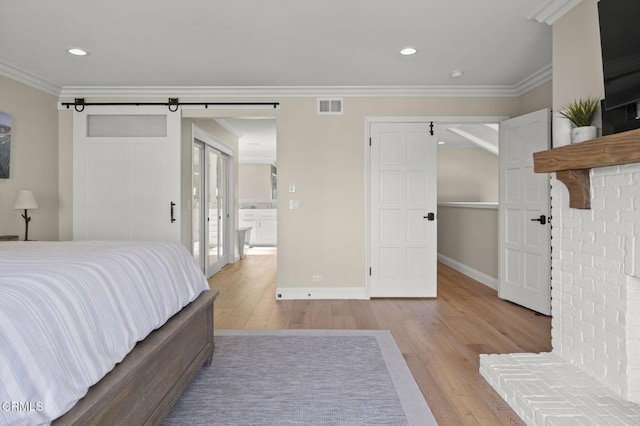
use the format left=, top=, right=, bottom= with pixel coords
left=480, top=134, right=640, bottom=424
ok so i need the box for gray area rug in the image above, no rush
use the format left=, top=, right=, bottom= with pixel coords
left=163, top=330, right=436, bottom=426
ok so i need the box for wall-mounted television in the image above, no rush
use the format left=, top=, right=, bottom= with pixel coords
left=598, top=0, right=640, bottom=134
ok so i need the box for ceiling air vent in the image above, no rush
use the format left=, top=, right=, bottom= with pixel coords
left=317, top=98, right=343, bottom=115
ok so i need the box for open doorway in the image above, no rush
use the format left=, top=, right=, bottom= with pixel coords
left=217, top=118, right=277, bottom=259
left=434, top=121, right=501, bottom=290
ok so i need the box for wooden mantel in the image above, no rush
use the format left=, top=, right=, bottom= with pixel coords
left=533, top=128, right=640, bottom=209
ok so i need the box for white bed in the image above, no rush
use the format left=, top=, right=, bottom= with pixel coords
left=0, top=241, right=212, bottom=425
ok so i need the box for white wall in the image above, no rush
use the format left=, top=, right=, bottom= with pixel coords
left=0, top=75, right=59, bottom=241
left=549, top=0, right=640, bottom=398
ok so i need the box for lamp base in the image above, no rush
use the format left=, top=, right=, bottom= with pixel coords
left=21, top=209, right=31, bottom=241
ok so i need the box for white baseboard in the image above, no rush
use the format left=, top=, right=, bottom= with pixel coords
left=275, top=287, right=368, bottom=300
left=437, top=253, right=498, bottom=290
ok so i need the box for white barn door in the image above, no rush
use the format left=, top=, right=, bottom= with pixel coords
left=73, top=107, right=181, bottom=243
left=498, top=109, right=551, bottom=315
left=369, top=122, right=437, bottom=297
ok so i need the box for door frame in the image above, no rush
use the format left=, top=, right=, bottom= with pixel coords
left=497, top=109, right=551, bottom=315
left=192, top=124, right=235, bottom=276
left=364, top=115, right=508, bottom=297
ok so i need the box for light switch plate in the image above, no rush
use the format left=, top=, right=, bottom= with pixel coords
left=289, top=183, right=296, bottom=193
left=289, top=199, right=300, bottom=210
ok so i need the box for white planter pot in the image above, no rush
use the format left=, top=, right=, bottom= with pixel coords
left=553, top=112, right=572, bottom=147
left=571, top=126, right=597, bottom=143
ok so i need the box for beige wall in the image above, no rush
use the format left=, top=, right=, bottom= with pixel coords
left=437, top=147, right=498, bottom=202
left=239, top=163, right=273, bottom=200
left=0, top=76, right=59, bottom=241
left=276, top=97, right=521, bottom=289
left=57, top=96, right=519, bottom=290
left=437, top=206, right=498, bottom=279
left=52, top=86, right=549, bottom=291
left=0, top=75, right=550, bottom=294
left=518, top=80, right=553, bottom=115
left=553, top=0, right=604, bottom=110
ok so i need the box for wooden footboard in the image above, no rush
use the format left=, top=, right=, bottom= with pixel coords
left=53, top=290, right=219, bottom=426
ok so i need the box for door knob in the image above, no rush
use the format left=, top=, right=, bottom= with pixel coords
left=530, top=215, right=547, bottom=225
left=423, top=212, right=435, bottom=221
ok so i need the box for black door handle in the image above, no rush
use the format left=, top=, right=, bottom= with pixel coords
left=423, top=212, right=435, bottom=221
left=531, top=215, right=547, bottom=225
left=170, top=202, right=176, bottom=223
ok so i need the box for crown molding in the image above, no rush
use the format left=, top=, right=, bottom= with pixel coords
left=513, top=64, right=553, bottom=95
left=528, top=0, right=583, bottom=25
left=0, top=61, right=61, bottom=96
left=214, top=119, right=242, bottom=139
left=58, top=79, right=550, bottom=99
left=0, top=59, right=552, bottom=100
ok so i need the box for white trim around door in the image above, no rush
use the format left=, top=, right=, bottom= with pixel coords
left=364, top=115, right=508, bottom=298
left=192, top=124, right=236, bottom=276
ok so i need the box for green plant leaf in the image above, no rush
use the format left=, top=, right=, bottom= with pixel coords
left=559, top=97, right=600, bottom=127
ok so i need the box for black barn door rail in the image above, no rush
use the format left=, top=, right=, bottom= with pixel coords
left=61, top=98, right=280, bottom=112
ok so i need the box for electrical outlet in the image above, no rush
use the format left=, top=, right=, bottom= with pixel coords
left=289, top=199, right=300, bottom=210
left=312, top=275, right=322, bottom=282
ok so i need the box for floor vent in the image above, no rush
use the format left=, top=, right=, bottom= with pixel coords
left=317, top=98, right=343, bottom=115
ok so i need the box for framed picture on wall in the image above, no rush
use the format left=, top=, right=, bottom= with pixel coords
left=0, top=112, right=10, bottom=178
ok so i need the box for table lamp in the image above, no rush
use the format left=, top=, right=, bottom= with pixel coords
left=13, top=190, right=38, bottom=241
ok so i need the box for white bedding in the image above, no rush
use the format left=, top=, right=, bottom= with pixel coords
left=0, top=241, right=209, bottom=425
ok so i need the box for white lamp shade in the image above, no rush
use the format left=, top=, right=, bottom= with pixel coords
left=14, top=190, right=39, bottom=210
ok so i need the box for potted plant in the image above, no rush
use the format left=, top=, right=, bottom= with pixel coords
left=559, top=97, right=600, bottom=143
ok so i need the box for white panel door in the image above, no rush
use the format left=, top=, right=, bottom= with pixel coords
left=73, top=107, right=181, bottom=243
left=499, top=109, right=551, bottom=315
left=370, top=122, right=437, bottom=297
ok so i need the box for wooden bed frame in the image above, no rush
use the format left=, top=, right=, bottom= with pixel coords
left=53, top=290, right=219, bottom=425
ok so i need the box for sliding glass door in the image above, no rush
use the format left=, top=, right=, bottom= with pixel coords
left=193, top=141, right=230, bottom=277
left=192, top=144, right=204, bottom=268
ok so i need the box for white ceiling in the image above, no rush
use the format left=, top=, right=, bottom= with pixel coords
left=440, top=123, right=499, bottom=153
left=218, top=118, right=277, bottom=164
left=0, top=0, right=551, bottom=91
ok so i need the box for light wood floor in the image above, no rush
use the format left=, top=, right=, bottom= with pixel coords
left=209, top=249, right=551, bottom=425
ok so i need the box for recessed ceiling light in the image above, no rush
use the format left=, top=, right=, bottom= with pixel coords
left=437, top=141, right=446, bottom=145
left=67, top=48, right=88, bottom=56
left=400, top=47, right=417, bottom=56
left=450, top=70, right=464, bottom=78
